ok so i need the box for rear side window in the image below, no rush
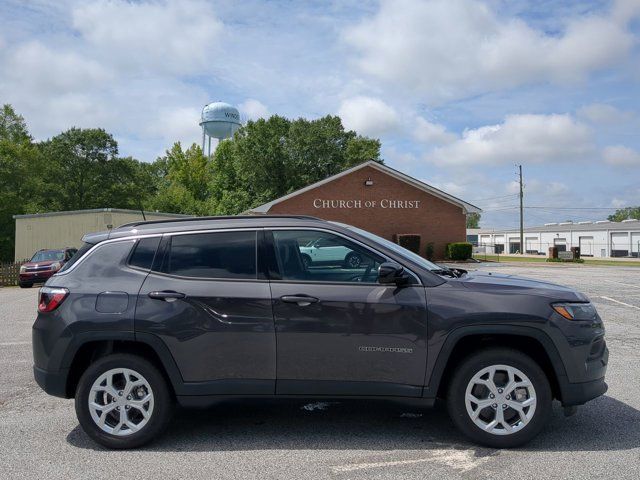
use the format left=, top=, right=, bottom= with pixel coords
left=58, top=243, right=94, bottom=273
left=163, top=231, right=256, bottom=279
left=128, top=237, right=161, bottom=270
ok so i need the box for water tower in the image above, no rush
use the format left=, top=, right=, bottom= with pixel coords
left=199, top=101, right=242, bottom=157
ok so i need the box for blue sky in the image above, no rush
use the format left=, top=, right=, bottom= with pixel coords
left=1, top=0, right=639, bottom=227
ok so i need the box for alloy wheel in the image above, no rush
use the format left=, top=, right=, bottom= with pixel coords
left=88, top=368, right=154, bottom=436
left=464, top=364, right=536, bottom=435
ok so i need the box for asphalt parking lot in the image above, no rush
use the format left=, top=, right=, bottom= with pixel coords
left=1, top=262, right=639, bottom=480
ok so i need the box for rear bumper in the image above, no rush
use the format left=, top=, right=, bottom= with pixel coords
left=33, top=365, right=69, bottom=398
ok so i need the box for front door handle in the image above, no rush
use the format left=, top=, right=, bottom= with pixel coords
left=148, top=290, right=186, bottom=302
left=280, top=295, right=319, bottom=306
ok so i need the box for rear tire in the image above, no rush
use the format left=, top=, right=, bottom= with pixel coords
left=446, top=348, right=552, bottom=448
left=19, top=282, right=32, bottom=288
left=344, top=252, right=362, bottom=268
left=75, top=353, right=174, bottom=449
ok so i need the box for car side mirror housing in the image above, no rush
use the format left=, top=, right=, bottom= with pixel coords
left=378, top=262, right=410, bottom=286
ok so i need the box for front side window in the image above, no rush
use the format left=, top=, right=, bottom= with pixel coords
left=272, top=230, right=384, bottom=283
left=163, top=231, right=257, bottom=279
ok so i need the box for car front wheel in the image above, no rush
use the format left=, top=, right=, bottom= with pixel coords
left=75, top=353, right=174, bottom=449
left=446, top=348, right=552, bottom=448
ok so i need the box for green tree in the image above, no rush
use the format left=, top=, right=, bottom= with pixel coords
left=43, top=128, right=119, bottom=210
left=466, top=212, right=481, bottom=228
left=149, top=142, right=212, bottom=215
left=0, top=105, right=44, bottom=260
left=210, top=114, right=382, bottom=214
left=608, top=207, right=640, bottom=222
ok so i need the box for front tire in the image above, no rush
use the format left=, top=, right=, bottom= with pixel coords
left=344, top=252, right=362, bottom=268
left=19, top=282, right=32, bottom=288
left=75, top=353, right=174, bottom=449
left=446, top=348, right=552, bottom=448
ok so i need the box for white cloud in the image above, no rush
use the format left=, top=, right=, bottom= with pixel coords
left=239, top=99, right=269, bottom=121
left=413, top=116, right=456, bottom=145
left=426, top=114, right=594, bottom=166
left=611, top=197, right=628, bottom=208
left=72, top=0, right=223, bottom=75
left=338, top=96, right=400, bottom=137
left=577, top=103, right=635, bottom=124
left=603, top=145, right=640, bottom=165
left=344, top=0, right=637, bottom=102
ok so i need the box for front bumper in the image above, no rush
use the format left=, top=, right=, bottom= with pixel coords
left=559, top=376, right=608, bottom=406
left=20, top=271, right=54, bottom=283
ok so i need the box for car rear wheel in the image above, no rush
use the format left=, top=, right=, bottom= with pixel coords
left=19, top=282, right=33, bottom=288
left=446, top=348, right=552, bottom=448
left=75, top=353, right=174, bottom=449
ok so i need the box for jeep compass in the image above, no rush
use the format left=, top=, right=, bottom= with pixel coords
left=32, top=215, right=608, bottom=449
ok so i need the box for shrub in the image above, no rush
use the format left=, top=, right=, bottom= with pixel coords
left=394, top=234, right=421, bottom=255
left=546, top=258, right=585, bottom=263
left=425, top=242, right=435, bottom=261
left=446, top=242, right=473, bottom=260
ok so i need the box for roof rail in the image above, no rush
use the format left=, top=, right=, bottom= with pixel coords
left=116, top=214, right=322, bottom=229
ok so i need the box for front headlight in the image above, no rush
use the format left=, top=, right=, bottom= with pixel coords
left=20, top=265, right=27, bottom=273
left=50, top=262, right=62, bottom=271
left=552, top=302, right=598, bottom=320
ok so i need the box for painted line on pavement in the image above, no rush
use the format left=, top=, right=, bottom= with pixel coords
left=331, top=448, right=492, bottom=474
left=0, top=341, right=31, bottom=346
left=604, top=280, right=640, bottom=289
left=597, top=296, right=640, bottom=311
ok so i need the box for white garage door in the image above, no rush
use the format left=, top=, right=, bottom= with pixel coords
left=611, top=233, right=629, bottom=257
left=579, top=236, right=594, bottom=256
left=525, top=237, right=538, bottom=253
left=632, top=232, right=640, bottom=257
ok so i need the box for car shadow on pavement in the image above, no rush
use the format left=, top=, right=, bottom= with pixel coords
left=66, top=394, right=640, bottom=453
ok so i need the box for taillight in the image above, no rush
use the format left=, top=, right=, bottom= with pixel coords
left=38, top=287, right=69, bottom=313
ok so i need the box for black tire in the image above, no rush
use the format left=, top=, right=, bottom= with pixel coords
left=19, top=282, right=33, bottom=288
left=75, top=353, right=174, bottom=449
left=446, top=348, right=552, bottom=448
left=344, top=252, right=362, bottom=268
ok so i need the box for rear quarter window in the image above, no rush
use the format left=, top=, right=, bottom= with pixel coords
left=128, top=237, right=161, bottom=271
left=58, top=243, right=94, bottom=272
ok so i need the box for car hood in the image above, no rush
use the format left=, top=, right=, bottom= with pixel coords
left=454, top=270, right=588, bottom=302
left=22, top=260, right=59, bottom=267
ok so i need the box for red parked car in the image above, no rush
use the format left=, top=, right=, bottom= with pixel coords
left=19, top=247, right=78, bottom=288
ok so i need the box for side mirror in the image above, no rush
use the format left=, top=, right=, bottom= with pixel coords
left=378, top=262, right=410, bottom=285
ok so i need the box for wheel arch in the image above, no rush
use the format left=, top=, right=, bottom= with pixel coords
left=63, top=332, right=183, bottom=398
left=424, top=325, right=567, bottom=402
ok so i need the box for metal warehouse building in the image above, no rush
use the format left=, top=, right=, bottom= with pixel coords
left=13, top=208, right=189, bottom=261
left=475, top=219, right=640, bottom=258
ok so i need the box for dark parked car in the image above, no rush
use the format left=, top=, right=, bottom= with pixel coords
left=32, top=216, right=608, bottom=449
left=19, top=247, right=78, bottom=288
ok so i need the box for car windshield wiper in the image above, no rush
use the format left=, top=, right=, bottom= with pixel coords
left=430, top=266, right=467, bottom=278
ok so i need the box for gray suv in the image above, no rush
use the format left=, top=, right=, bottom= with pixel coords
left=32, top=215, right=608, bottom=449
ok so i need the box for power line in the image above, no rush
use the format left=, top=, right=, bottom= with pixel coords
left=525, top=206, right=626, bottom=211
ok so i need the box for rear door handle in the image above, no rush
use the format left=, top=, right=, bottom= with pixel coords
left=280, top=295, right=319, bottom=306
left=148, top=291, right=186, bottom=302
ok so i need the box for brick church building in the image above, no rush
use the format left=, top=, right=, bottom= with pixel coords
left=249, top=161, right=480, bottom=259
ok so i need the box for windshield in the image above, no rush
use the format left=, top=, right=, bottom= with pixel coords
left=30, top=250, right=64, bottom=262
left=334, top=223, right=441, bottom=271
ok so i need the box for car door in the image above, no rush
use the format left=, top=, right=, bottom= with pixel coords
left=134, top=229, right=276, bottom=395
left=267, top=229, right=428, bottom=397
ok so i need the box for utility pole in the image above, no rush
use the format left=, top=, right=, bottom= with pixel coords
left=518, top=164, right=524, bottom=255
